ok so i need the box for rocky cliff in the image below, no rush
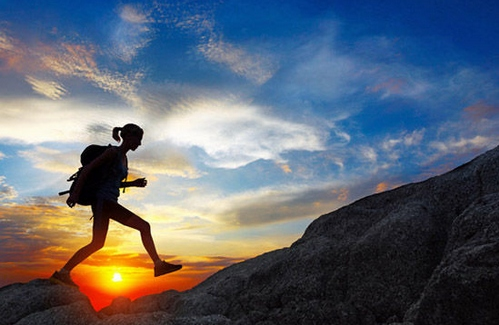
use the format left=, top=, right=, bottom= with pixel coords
left=2, top=146, right=499, bottom=325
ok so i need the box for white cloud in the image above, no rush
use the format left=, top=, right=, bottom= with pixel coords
left=131, top=143, right=202, bottom=179
left=381, top=129, right=425, bottom=160
left=111, top=4, right=155, bottom=63
left=0, top=30, right=16, bottom=52
left=25, top=76, right=67, bottom=100
left=163, top=102, right=329, bottom=168
left=0, top=176, right=18, bottom=201
left=120, top=4, right=152, bottom=24
left=360, top=146, right=377, bottom=163
left=0, top=98, right=143, bottom=145
left=18, top=146, right=77, bottom=174
left=429, top=135, right=492, bottom=158
left=198, top=36, right=278, bottom=85
left=151, top=1, right=278, bottom=85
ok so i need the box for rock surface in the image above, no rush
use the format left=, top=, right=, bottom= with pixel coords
left=3, top=146, right=499, bottom=324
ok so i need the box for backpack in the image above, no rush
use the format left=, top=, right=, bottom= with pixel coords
left=59, top=144, right=113, bottom=206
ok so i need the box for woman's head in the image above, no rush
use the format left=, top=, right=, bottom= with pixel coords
left=113, top=124, right=143, bottom=150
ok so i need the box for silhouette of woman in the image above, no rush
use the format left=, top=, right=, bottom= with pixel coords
left=51, top=123, right=181, bottom=288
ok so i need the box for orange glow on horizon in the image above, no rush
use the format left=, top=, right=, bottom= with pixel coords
left=71, top=260, right=225, bottom=311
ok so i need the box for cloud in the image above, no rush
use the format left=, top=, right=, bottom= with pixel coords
left=10, top=131, right=200, bottom=180
left=366, top=76, right=429, bottom=100
left=39, top=41, right=144, bottom=105
left=429, top=135, right=492, bottom=159
left=25, top=75, right=67, bottom=100
left=0, top=98, right=124, bottom=144
left=0, top=30, right=15, bottom=52
left=131, top=143, right=202, bottom=179
left=158, top=178, right=357, bottom=229
left=420, top=100, right=499, bottom=166
left=18, top=146, right=78, bottom=174
left=278, top=163, right=292, bottom=174
left=463, top=101, right=499, bottom=122
left=211, top=186, right=333, bottom=226
left=380, top=129, right=425, bottom=161
left=0, top=27, right=143, bottom=106
left=0, top=202, right=88, bottom=263
left=111, top=4, right=156, bottom=63
left=163, top=102, right=329, bottom=168
left=284, top=34, right=359, bottom=102
left=120, top=4, right=152, bottom=24
left=0, top=30, right=26, bottom=71
left=360, top=146, right=378, bottom=163
left=198, top=36, right=278, bottom=85
left=151, top=0, right=278, bottom=85
left=0, top=176, right=17, bottom=201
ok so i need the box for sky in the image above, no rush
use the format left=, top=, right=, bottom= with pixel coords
left=1, top=0, right=499, bottom=310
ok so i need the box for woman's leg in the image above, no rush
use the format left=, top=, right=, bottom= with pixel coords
left=102, top=200, right=161, bottom=263
left=107, top=201, right=182, bottom=276
left=62, top=202, right=110, bottom=271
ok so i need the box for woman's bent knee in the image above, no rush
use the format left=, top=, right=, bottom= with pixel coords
left=89, top=239, right=105, bottom=251
left=140, top=220, right=151, bottom=234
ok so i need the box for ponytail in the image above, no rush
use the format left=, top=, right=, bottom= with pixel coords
left=112, top=127, right=123, bottom=142
left=112, top=124, right=143, bottom=142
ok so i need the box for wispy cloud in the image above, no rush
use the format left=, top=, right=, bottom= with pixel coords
left=0, top=28, right=143, bottom=106
left=0, top=98, right=114, bottom=144
left=5, top=122, right=200, bottom=180
left=207, top=184, right=347, bottom=227
left=152, top=0, right=278, bottom=85
left=163, top=101, right=329, bottom=168
left=39, top=42, right=144, bottom=106
left=0, top=203, right=89, bottom=264
left=110, top=4, right=155, bottom=63
left=428, top=135, right=493, bottom=161
left=0, top=176, right=17, bottom=201
left=25, top=75, right=67, bottom=100
left=18, top=146, right=77, bottom=174
left=463, top=101, right=499, bottom=122
left=131, top=143, right=202, bottom=179
left=198, top=36, right=278, bottom=85
left=0, top=30, right=15, bottom=51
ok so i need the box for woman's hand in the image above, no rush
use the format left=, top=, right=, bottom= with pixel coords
left=66, top=193, right=77, bottom=208
left=132, top=178, right=148, bottom=188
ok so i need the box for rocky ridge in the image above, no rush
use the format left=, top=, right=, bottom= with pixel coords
left=2, top=146, right=499, bottom=325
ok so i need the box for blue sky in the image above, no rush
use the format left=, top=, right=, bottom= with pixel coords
left=1, top=0, right=499, bottom=295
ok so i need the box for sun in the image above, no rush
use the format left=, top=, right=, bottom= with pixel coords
left=112, top=272, right=123, bottom=282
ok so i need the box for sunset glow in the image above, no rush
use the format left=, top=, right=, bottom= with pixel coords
left=1, top=0, right=498, bottom=312
left=112, top=272, right=123, bottom=282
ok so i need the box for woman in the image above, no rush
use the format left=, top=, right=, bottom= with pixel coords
left=51, top=124, right=181, bottom=288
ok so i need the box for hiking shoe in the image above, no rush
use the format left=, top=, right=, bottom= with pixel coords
left=50, top=271, right=79, bottom=289
left=154, top=261, right=182, bottom=277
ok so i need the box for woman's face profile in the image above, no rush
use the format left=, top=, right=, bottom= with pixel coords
left=126, top=133, right=142, bottom=151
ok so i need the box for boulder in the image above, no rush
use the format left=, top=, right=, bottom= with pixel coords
left=0, top=279, right=97, bottom=325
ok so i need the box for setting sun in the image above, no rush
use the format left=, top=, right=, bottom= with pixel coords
left=112, top=272, right=123, bottom=282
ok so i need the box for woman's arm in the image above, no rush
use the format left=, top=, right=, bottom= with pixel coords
left=120, top=178, right=147, bottom=188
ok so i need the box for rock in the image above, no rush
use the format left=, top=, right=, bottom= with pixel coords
left=0, top=279, right=98, bottom=325
left=166, top=145, right=499, bottom=324
left=99, top=296, right=132, bottom=316
left=406, top=193, right=499, bottom=325
left=3, top=145, right=499, bottom=324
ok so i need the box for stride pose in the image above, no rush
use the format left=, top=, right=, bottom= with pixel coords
left=51, top=123, right=181, bottom=288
